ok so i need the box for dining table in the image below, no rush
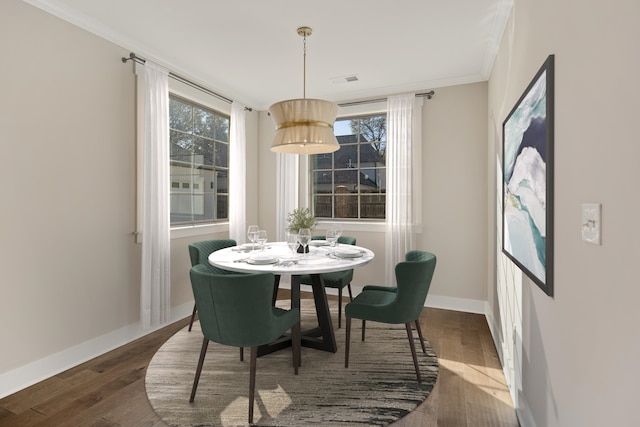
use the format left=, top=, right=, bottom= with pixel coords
left=208, top=241, right=375, bottom=362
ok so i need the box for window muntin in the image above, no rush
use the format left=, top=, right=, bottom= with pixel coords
left=169, top=95, right=229, bottom=226
left=311, top=114, right=386, bottom=219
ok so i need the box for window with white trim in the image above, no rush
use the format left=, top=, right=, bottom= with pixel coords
left=169, top=95, right=230, bottom=226
left=311, top=114, right=387, bottom=219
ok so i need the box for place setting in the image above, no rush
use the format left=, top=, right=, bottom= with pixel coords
left=228, top=228, right=303, bottom=267
left=313, top=225, right=363, bottom=259
left=231, top=226, right=272, bottom=253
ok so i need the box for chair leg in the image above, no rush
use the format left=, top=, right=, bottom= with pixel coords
left=240, top=347, right=244, bottom=361
left=361, top=319, right=366, bottom=341
left=336, top=284, right=353, bottom=329
left=249, top=346, right=257, bottom=424
left=414, top=319, right=427, bottom=353
left=405, top=323, right=422, bottom=383
left=345, top=317, right=351, bottom=368
left=337, top=287, right=343, bottom=328
left=188, top=304, right=197, bottom=332
left=190, top=337, right=209, bottom=402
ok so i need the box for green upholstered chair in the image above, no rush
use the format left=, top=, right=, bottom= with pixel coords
left=189, top=264, right=301, bottom=424
left=299, top=235, right=357, bottom=328
left=344, top=250, right=436, bottom=383
left=187, top=239, right=238, bottom=331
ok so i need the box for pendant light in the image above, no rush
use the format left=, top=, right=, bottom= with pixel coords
left=269, top=27, right=340, bottom=154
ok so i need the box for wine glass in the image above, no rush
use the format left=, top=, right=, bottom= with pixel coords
left=256, top=229, right=268, bottom=251
left=325, top=229, right=337, bottom=248
left=298, top=228, right=311, bottom=261
left=247, top=225, right=258, bottom=250
left=330, top=223, right=342, bottom=247
left=286, top=232, right=299, bottom=259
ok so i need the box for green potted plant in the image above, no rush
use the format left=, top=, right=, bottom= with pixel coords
left=287, top=207, right=317, bottom=234
left=287, top=208, right=317, bottom=252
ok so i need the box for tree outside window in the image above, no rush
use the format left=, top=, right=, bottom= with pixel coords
left=169, top=95, right=229, bottom=226
left=311, top=114, right=386, bottom=219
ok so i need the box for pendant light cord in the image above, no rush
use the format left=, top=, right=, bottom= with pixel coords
left=297, top=26, right=312, bottom=100
left=302, top=31, right=307, bottom=99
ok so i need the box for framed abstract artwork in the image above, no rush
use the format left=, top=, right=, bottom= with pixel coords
left=502, top=55, right=554, bottom=296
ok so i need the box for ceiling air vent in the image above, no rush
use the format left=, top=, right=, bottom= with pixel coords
left=331, top=75, right=359, bottom=84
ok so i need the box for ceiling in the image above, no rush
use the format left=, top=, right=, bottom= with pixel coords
left=25, top=0, right=512, bottom=110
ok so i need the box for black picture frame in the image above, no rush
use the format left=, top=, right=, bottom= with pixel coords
left=502, top=55, right=554, bottom=296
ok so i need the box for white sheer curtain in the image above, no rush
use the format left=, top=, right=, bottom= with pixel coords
left=141, top=61, right=171, bottom=329
left=385, top=93, right=422, bottom=285
left=276, top=154, right=299, bottom=241
left=229, top=101, right=247, bottom=243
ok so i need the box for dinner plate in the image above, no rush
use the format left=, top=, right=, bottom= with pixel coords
left=333, top=248, right=363, bottom=258
left=309, top=240, right=330, bottom=246
left=246, top=254, right=278, bottom=265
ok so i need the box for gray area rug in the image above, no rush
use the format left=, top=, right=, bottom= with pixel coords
left=146, top=300, right=438, bottom=426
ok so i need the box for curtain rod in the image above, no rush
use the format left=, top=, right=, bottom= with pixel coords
left=121, top=52, right=253, bottom=111
left=337, top=91, right=435, bottom=108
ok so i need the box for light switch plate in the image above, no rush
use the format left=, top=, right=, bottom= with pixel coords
left=581, top=203, right=601, bottom=245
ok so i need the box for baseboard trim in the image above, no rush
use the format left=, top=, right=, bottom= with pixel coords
left=424, top=294, right=486, bottom=314
left=281, top=280, right=487, bottom=314
left=0, top=301, right=193, bottom=400
left=484, top=304, right=535, bottom=427
left=485, top=307, right=506, bottom=365
left=516, top=392, right=537, bottom=427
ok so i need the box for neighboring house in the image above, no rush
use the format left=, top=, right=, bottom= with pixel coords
left=170, top=144, right=228, bottom=223
left=314, top=135, right=386, bottom=218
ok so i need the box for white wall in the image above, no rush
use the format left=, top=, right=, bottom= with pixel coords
left=488, top=1, right=640, bottom=426
left=422, top=83, right=488, bottom=305
left=1, top=0, right=140, bottom=374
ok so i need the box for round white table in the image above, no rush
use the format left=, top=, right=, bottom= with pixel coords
left=208, top=241, right=375, bottom=358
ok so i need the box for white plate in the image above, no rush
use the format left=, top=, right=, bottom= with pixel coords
left=333, top=248, right=363, bottom=258
left=247, top=254, right=278, bottom=265
left=309, top=240, right=329, bottom=246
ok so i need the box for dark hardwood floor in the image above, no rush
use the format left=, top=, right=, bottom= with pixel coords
left=0, top=292, right=519, bottom=426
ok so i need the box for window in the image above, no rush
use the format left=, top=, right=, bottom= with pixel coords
left=311, top=114, right=386, bottom=219
left=169, top=95, right=230, bottom=226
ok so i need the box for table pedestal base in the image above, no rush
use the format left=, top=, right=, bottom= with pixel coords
left=257, top=274, right=337, bottom=361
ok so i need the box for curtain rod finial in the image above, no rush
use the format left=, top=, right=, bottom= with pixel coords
left=122, top=52, right=136, bottom=63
